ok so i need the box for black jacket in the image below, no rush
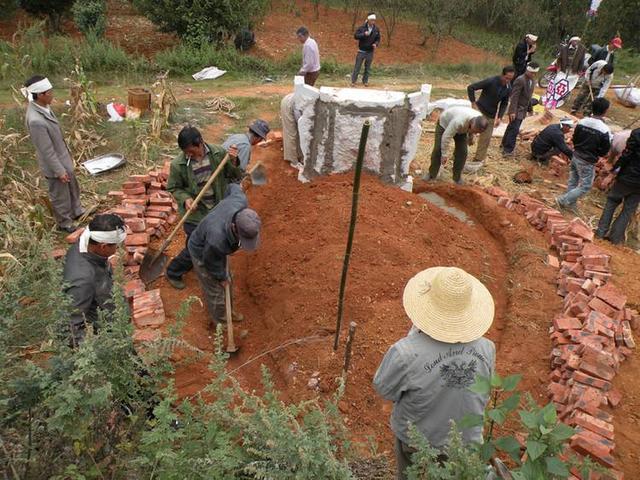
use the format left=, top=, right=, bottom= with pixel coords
left=512, top=40, right=532, bottom=75
left=531, top=124, right=573, bottom=158
left=467, top=75, right=511, bottom=118
left=572, top=117, right=611, bottom=164
left=354, top=23, right=381, bottom=52
left=614, top=128, right=640, bottom=188
left=588, top=46, right=615, bottom=67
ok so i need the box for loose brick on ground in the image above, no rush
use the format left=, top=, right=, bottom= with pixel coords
left=125, top=233, right=150, bottom=247
left=65, top=227, right=85, bottom=243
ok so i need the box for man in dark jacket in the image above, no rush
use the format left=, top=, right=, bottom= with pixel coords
left=557, top=98, right=611, bottom=210
left=188, top=183, right=261, bottom=329
left=350, top=13, right=381, bottom=87
left=596, top=128, right=640, bottom=244
left=512, top=34, right=537, bottom=77
left=531, top=117, right=574, bottom=163
left=467, top=66, right=514, bottom=163
left=588, top=36, right=622, bottom=67
left=63, top=214, right=126, bottom=347
left=501, top=62, right=539, bottom=156
left=166, top=126, right=243, bottom=290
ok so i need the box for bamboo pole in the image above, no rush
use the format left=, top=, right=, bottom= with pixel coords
left=334, top=121, right=370, bottom=351
left=342, top=321, right=357, bottom=380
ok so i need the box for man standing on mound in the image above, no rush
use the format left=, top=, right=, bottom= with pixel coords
left=351, top=13, right=381, bottom=87
left=374, top=267, right=496, bottom=479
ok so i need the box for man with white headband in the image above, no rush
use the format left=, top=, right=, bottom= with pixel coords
left=557, top=36, right=586, bottom=75
left=512, top=33, right=538, bottom=78
left=530, top=117, right=574, bottom=163
left=23, top=75, right=84, bottom=233
left=351, top=13, right=381, bottom=87
left=63, top=214, right=127, bottom=347
left=501, top=62, right=539, bottom=156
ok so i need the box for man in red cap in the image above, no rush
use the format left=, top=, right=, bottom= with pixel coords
left=588, top=36, right=622, bottom=68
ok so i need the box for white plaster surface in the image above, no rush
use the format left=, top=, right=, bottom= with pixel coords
left=319, top=87, right=406, bottom=109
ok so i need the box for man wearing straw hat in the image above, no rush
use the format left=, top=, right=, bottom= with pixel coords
left=351, top=13, right=381, bottom=87
left=374, top=267, right=496, bottom=479
left=63, top=213, right=127, bottom=347
left=23, top=75, right=85, bottom=233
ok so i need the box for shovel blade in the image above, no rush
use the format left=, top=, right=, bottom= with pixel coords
left=250, top=164, right=267, bottom=186
left=139, top=248, right=169, bottom=284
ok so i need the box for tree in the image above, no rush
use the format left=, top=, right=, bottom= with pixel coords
left=0, top=0, right=19, bottom=19
left=132, top=0, right=270, bottom=46
left=412, top=0, right=470, bottom=49
left=376, top=0, right=406, bottom=47
left=72, top=0, right=107, bottom=38
left=20, top=0, right=74, bottom=33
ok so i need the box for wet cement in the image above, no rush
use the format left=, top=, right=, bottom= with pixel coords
left=419, top=192, right=474, bottom=225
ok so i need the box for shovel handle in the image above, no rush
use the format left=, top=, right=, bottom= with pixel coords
left=152, top=153, right=232, bottom=262
left=225, top=258, right=237, bottom=352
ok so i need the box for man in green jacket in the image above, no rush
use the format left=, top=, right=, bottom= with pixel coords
left=166, top=126, right=242, bottom=289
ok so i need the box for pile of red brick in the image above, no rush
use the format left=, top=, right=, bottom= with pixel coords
left=485, top=186, right=637, bottom=478
left=65, top=160, right=176, bottom=345
left=548, top=154, right=615, bottom=192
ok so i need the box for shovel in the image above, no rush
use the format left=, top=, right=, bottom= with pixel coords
left=139, top=153, right=231, bottom=284
left=224, top=259, right=239, bottom=353
left=246, top=161, right=267, bottom=186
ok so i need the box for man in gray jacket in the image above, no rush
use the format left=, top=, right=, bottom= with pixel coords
left=501, top=63, right=539, bottom=156
left=188, top=183, right=262, bottom=330
left=374, top=267, right=496, bottom=479
left=222, top=119, right=270, bottom=170
left=63, top=214, right=126, bottom=347
left=23, top=75, right=84, bottom=233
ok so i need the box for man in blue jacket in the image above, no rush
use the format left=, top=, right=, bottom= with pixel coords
left=188, top=184, right=261, bottom=330
left=556, top=98, right=612, bottom=211
left=596, top=128, right=640, bottom=244
left=350, top=13, right=381, bottom=87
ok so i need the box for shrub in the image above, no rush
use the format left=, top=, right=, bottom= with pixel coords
left=133, top=0, right=270, bottom=46
left=72, top=0, right=107, bottom=38
left=19, top=0, right=75, bottom=32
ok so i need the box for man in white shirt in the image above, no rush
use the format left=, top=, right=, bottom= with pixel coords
left=296, top=26, right=321, bottom=86
left=571, top=60, right=614, bottom=116
left=424, top=106, right=488, bottom=185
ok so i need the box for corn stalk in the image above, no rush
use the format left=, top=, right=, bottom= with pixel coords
left=150, top=70, right=177, bottom=139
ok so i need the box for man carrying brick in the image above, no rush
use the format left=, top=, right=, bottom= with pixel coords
left=63, top=214, right=127, bottom=347
left=23, top=75, right=85, bottom=233
left=222, top=119, right=270, bottom=170
left=501, top=62, right=539, bottom=156
left=373, top=267, right=496, bottom=479
left=466, top=65, right=515, bottom=165
left=423, top=106, right=489, bottom=185
left=530, top=117, right=574, bottom=164
left=596, top=127, right=640, bottom=244
left=188, top=183, right=261, bottom=330
left=556, top=98, right=612, bottom=212
left=166, top=126, right=243, bottom=290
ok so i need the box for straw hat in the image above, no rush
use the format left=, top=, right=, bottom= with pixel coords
left=403, top=267, right=494, bottom=343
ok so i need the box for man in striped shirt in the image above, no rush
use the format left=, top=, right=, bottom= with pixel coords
left=166, top=126, right=243, bottom=290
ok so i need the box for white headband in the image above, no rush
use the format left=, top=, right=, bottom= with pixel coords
left=367, top=14, right=376, bottom=20
left=526, top=34, right=538, bottom=42
left=20, top=78, right=53, bottom=102
left=78, top=226, right=127, bottom=253
left=527, top=65, right=540, bottom=73
left=569, top=36, right=581, bottom=43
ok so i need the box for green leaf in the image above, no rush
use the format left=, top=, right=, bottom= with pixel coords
left=494, top=435, right=522, bottom=463
left=526, top=439, right=547, bottom=461
left=490, top=374, right=503, bottom=388
left=546, top=456, right=570, bottom=476
left=542, top=403, right=557, bottom=424
left=487, top=408, right=507, bottom=425
left=502, top=374, right=522, bottom=392
left=519, top=410, right=538, bottom=429
left=501, top=392, right=521, bottom=413
left=539, top=425, right=553, bottom=435
left=479, top=441, right=496, bottom=462
left=549, top=422, right=575, bottom=443
left=458, top=413, right=484, bottom=430
left=469, top=375, right=492, bottom=395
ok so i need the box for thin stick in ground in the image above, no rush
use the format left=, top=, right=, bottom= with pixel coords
left=342, top=321, right=357, bottom=381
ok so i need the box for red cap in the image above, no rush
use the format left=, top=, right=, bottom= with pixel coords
left=610, top=37, right=623, bottom=49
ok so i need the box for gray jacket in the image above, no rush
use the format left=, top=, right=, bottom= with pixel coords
left=63, top=243, right=115, bottom=330
left=374, top=327, right=495, bottom=448
left=508, top=74, right=535, bottom=120
left=25, top=102, right=74, bottom=178
left=222, top=133, right=252, bottom=170
left=188, top=183, right=248, bottom=280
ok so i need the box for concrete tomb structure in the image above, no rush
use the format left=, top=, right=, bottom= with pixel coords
left=293, top=76, right=431, bottom=188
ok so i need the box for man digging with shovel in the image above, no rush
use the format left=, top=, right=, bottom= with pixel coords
left=187, top=183, right=261, bottom=338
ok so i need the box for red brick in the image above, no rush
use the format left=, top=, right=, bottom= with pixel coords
left=579, top=360, right=615, bottom=381
left=123, top=185, right=147, bottom=196
left=548, top=382, right=569, bottom=403
left=145, top=210, right=168, bottom=219
left=134, top=309, right=166, bottom=328
left=594, top=283, right=627, bottom=311
left=124, top=279, right=145, bottom=299
left=125, top=233, right=150, bottom=247
left=571, top=429, right=615, bottom=453
left=547, top=255, right=560, bottom=268
left=51, top=248, right=66, bottom=259
left=572, top=370, right=612, bottom=391
left=570, top=411, right=615, bottom=440
left=65, top=227, right=85, bottom=244
left=133, top=329, right=161, bottom=343
left=125, top=218, right=147, bottom=233
left=623, top=331, right=636, bottom=348
left=129, top=174, right=152, bottom=184
left=122, top=198, right=148, bottom=207
left=110, top=207, right=141, bottom=219
left=581, top=278, right=597, bottom=295
left=584, top=270, right=612, bottom=282
left=570, top=436, right=616, bottom=468
left=607, top=388, right=622, bottom=408
left=147, top=204, right=173, bottom=214
left=122, top=181, right=145, bottom=190
left=149, top=197, right=173, bottom=206
left=554, top=316, right=582, bottom=332
left=108, top=190, right=124, bottom=200
left=588, top=297, right=617, bottom=318
left=567, top=218, right=595, bottom=242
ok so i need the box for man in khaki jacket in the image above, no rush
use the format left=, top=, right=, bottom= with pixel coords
left=23, top=75, right=84, bottom=233
left=500, top=62, right=539, bottom=156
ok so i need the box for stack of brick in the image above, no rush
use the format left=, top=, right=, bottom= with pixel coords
left=547, top=154, right=615, bottom=191
left=484, top=186, right=637, bottom=478
left=63, top=159, right=176, bottom=344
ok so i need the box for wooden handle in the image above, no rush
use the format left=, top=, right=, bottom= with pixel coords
left=152, top=153, right=232, bottom=261
left=225, top=258, right=236, bottom=351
